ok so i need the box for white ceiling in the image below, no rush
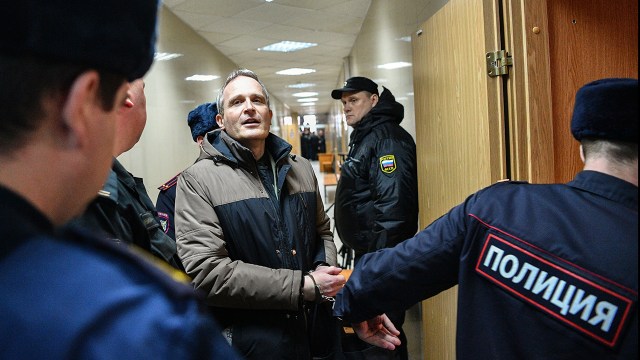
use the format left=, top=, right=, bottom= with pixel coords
left=163, top=0, right=372, bottom=116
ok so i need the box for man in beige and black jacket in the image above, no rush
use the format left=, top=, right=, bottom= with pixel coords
left=175, top=69, right=346, bottom=360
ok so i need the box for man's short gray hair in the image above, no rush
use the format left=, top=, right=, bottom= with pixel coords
left=216, top=69, right=270, bottom=117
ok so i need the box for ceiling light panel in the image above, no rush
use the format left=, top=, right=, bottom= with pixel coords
left=276, top=68, right=316, bottom=76
left=288, top=83, right=316, bottom=89
left=154, top=52, right=183, bottom=61
left=185, top=74, right=220, bottom=81
left=258, top=41, right=318, bottom=53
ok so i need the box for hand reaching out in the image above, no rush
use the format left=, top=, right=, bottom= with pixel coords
left=352, top=314, right=401, bottom=350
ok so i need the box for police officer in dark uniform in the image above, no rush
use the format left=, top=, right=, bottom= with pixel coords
left=156, top=102, right=219, bottom=240
left=331, top=77, right=419, bottom=262
left=334, top=78, right=638, bottom=359
left=331, top=76, right=419, bottom=359
left=0, top=1, right=239, bottom=358
left=71, top=79, right=183, bottom=270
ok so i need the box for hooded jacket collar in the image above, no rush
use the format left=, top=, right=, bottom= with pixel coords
left=349, top=87, right=404, bottom=145
left=199, top=129, right=293, bottom=167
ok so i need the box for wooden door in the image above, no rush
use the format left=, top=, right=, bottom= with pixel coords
left=504, top=0, right=638, bottom=184
left=412, top=0, right=505, bottom=358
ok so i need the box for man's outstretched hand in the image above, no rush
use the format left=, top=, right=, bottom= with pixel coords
left=352, top=314, right=401, bottom=350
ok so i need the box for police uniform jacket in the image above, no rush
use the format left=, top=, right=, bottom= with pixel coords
left=73, top=158, right=181, bottom=269
left=334, top=171, right=638, bottom=359
left=175, top=129, right=338, bottom=359
left=335, top=87, right=418, bottom=259
left=0, top=185, right=240, bottom=359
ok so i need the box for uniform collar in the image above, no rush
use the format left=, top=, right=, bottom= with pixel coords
left=568, top=170, right=638, bottom=210
left=0, top=185, right=55, bottom=256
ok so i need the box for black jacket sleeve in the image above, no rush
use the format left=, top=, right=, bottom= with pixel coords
left=367, top=137, right=419, bottom=251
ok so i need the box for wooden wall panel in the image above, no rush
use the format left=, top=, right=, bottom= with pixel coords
left=412, top=0, right=504, bottom=358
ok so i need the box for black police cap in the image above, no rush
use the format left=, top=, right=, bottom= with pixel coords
left=0, top=0, right=159, bottom=81
left=331, top=76, right=379, bottom=99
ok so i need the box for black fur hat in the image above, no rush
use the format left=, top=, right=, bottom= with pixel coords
left=1, top=0, right=159, bottom=81
left=571, top=78, right=638, bottom=143
left=188, top=102, right=219, bottom=141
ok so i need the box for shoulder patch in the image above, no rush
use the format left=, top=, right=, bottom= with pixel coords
left=157, top=211, right=170, bottom=234
left=379, top=155, right=397, bottom=174
left=475, top=227, right=637, bottom=349
left=158, top=173, right=180, bottom=191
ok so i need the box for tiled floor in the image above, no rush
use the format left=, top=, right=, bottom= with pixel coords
left=312, top=161, right=424, bottom=359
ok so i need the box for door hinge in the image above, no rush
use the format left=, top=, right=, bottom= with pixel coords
left=486, top=50, right=513, bottom=77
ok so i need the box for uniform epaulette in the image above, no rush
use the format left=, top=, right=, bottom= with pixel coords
left=158, top=173, right=180, bottom=191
